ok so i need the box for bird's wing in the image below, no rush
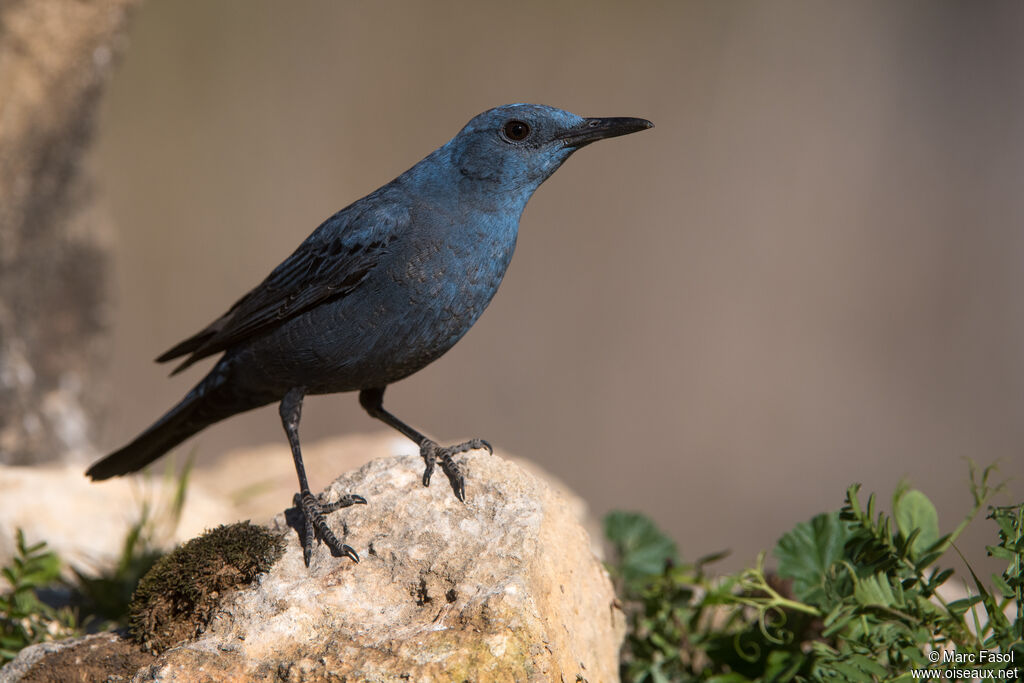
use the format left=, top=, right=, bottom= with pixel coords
left=157, top=201, right=403, bottom=375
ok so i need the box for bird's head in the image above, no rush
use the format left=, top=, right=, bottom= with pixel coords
left=445, top=104, right=653, bottom=198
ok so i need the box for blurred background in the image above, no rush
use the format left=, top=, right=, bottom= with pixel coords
left=93, top=1, right=1023, bottom=571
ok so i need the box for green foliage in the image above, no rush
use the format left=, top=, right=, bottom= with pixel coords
left=774, top=511, right=853, bottom=606
left=605, top=511, right=680, bottom=593
left=608, top=462, right=1023, bottom=682
left=983, top=503, right=1023, bottom=644
left=0, top=530, right=77, bottom=662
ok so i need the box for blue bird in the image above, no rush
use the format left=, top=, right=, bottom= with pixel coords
left=87, top=104, right=653, bottom=566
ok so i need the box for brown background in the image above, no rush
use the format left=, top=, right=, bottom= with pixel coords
left=95, top=1, right=1024, bottom=570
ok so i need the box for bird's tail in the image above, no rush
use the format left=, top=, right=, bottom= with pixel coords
left=86, top=366, right=273, bottom=481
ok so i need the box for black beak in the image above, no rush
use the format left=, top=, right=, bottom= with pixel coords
left=557, top=117, right=654, bottom=148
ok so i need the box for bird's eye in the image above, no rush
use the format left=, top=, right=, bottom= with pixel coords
left=502, top=120, right=531, bottom=142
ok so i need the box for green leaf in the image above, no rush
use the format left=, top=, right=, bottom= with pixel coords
left=961, top=554, right=1011, bottom=633
left=604, top=511, right=678, bottom=592
left=990, top=573, right=1015, bottom=598
left=774, top=510, right=852, bottom=605
left=986, top=545, right=1016, bottom=560
left=848, top=653, right=888, bottom=677
left=826, top=658, right=874, bottom=682
left=947, top=595, right=984, bottom=616
left=852, top=572, right=896, bottom=607
left=894, top=488, right=940, bottom=559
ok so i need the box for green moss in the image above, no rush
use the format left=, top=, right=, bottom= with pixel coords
left=128, top=522, right=285, bottom=654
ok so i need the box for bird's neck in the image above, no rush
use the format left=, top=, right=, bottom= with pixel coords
left=403, top=146, right=538, bottom=219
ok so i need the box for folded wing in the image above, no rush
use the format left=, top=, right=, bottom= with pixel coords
left=158, top=203, right=402, bottom=374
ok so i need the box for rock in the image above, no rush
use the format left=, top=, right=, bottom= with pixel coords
left=152, top=451, right=624, bottom=681
left=4, top=451, right=625, bottom=681
left=0, top=633, right=156, bottom=683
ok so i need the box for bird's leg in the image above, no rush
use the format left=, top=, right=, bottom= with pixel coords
left=281, top=387, right=365, bottom=566
left=359, top=387, right=492, bottom=502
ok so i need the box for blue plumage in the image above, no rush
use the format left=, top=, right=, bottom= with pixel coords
left=87, top=104, right=652, bottom=565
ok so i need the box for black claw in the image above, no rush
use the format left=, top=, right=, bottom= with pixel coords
left=449, top=438, right=488, bottom=455
left=439, top=453, right=466, bottom=502
left=302, top=526, right=314, bottom=565
left=446, top=470, right=466, bottom=502
left=294, top=490, right=362, bottom=567
left=418, top=438, right=486, bottom=501
left=421, top=439, right=438, bottom=487
left=320, top=493, right=368, bottom=513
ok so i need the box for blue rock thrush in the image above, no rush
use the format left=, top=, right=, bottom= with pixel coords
left=87, top=104, right=653, bottom=566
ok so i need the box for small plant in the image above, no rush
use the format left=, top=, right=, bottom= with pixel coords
left=0, top=531, right=77, bottom=662
left=607, top=462, right=1023, bottom=682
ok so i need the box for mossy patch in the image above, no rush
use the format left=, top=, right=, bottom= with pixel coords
left=128, top=521, right=285, bottom=654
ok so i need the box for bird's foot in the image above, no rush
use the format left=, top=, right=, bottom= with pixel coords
left=419, top=438, right=492, bottom=502
left=293, top=490, right=366, bottom=567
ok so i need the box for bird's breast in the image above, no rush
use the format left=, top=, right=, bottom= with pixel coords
left=395, top=213, right=518, bottom=333
left=291, top=211, right=521, bottom=389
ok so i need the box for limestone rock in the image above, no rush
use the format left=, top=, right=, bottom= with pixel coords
left=148, top=451, right=624, bottom=681
left=0, top=633, right=155, bottom=683
left=3, top=451, right=624, bottom=681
